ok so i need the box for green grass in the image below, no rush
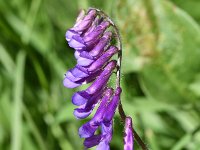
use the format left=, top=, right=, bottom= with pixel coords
left=0, top=0, right=200, bottom=150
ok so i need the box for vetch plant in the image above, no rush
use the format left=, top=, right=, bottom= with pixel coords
left=63, top=8, right=148, bottom=150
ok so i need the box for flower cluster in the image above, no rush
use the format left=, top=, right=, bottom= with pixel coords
left=63, top=8, right=134, bottom=150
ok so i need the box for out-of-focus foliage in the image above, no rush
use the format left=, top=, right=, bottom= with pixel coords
left=0, top=0, right=200, bottom=150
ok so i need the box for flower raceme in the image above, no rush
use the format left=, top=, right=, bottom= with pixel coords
left=63, top=8, right=134, bottom=150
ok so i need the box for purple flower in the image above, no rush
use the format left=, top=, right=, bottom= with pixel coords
left=79, top=87, right=122, bottom=149
left=73, top=89, right=104, bottom=119
left=65, top=9, right=97, bottom=41
left=89, top=31, right=112, bottom=58
left=103, top=87, right=122, bottom=123
left=71, top=60, right=116, bottom=104
left=124, top=117, right=134, bottom=150
left=83, top=121, right=113, bottom=150
left=66, top=9, right=110, bottom=52
left=78, top=88, right=113, bottom=137
left=63, top=8, right=136, bottom=150
left=96, top=122, right=113, bottom=150
left=88, top=46, right=118, bottom=72
left=63, top=66, right=101, bottom=88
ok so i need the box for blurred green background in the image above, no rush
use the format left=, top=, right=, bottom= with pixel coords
left=1, top=0, right=200, bottom=150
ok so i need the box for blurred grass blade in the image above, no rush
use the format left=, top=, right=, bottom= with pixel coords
left=23, top=106, right=47, bottom=150
left=11, top=51, right=26, bottom=150
left=0, top=44, right=15, bottom=74
left=171, top=133, right=191, bottom=150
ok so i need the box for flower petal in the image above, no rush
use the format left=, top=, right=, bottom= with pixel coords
left=103, top=87, right=122, bottom=123
left=92, top=88, right=113, bottom=122
left=73, top=9, right=97, bottom=32
left=74, top=88, right=104, bottom=119
left=63, top=77, right=81, bottom=88
left=79, top=122, right=98, bottom=138
left=72, top=91, right=90, bottom=106
left=84, top=135, right=102, bottom=148
left=84, top=21, right=110, bottom=47
left=73, top=108, right=92, bottom=119
left=86, top=60, right=116, bottom=95
left=77, top=57, right=94, bottom=67
left=70, top=66, right=89, bottom=78
left=89, top=31, right=112, bottom=57
left=96, top=141, right=110, bottom=150
left=88, top=46, right=118, bottom=72
left=65, top=29, right=78, bottom=42
left=68, top=35, right=86, bottom=50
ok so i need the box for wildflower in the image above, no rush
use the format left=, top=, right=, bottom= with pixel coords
left=63, top=8, right=137, bottom=150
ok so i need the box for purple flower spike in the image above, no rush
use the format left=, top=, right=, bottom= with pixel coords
left=124, top=117, right=134, bottom=150
left=78, top=88, right=113, bottom=137
left=62, top=8, right=144, bottom=150
left=88, top=46, right=118, bottom=72
left=86, top=60, right=117, bottom=95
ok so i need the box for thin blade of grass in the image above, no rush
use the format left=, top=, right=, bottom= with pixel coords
left=11, top=50, right=26, bottom=150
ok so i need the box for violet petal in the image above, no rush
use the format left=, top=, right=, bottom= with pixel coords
left=89, top=31, right=112, bottom=57
left=74, top=88, right=104, bottom=119
left=86, top=60, right=117, bottom=95
left=103, top=87, right=122, bottom=123
left=88, top=46, right=118, bottom=72
left=72, top=91, right=90, bottom=106
left=84, top=21, right=110, bottom=47
left=73, top=9, right=97, bottom=32
left=68, top=35, right=86, bottom=50
left=84, top=135, right=102, bottom=148
left=63, top=77, right=81, bottom=88
left=79, top=122, right=98, bottom=138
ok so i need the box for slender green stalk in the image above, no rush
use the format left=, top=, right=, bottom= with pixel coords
left=11, top=51, right=26, bottom=150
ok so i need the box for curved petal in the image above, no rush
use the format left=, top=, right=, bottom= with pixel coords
left=89, top=31, right=112, bottom=57
left=68, top=35, right=86, bottom=50
left=84, top=135, right=102, bottom=148
left=65, top=29, right=78, bottom=42
left=63, top=77, right=81, bottom=88
left=73, top=9, right=97, bottom=32
left=72, top=91, right=90, bottom=106
left=88, top=46, right=118, bottom=72
left=86, top=60, right=116, bottom=95
left=79, top=122, right=98, bottom=138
